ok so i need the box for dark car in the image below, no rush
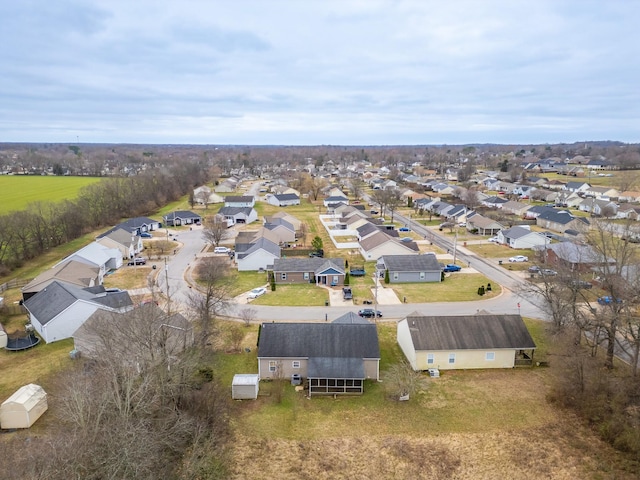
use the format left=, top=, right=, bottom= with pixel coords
left=570, top=280, right=593, bottom=289
left=139, top=232, right=152, bottom=238
left=342, top=287, right=353, bottom=300
left=528, top=265, right=541, bottom=274
left=309, top=249, right=324, bottom=258
left=127, top=257, right=146, bottom=266
left=358, top=308, right=382, bottom=318
left=442, top=264, right=461, bottom=272
left=598, top=296, right=622, bottom=305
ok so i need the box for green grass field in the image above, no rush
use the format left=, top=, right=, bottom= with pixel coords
left=0, top=176, right=102, bottom=214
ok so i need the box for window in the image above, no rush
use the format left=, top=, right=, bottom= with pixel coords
left=448, top=353, right=456, bottom=364
left=427, top=353, right=434, bottom=365
left=269, top=361, right=277, bottom=372
left=419, top=272, right=425, bottom=280
left=332, top=275, right=339, bottom=284
left=485, top=352, right=495, bottom=361
left=303, top=272, right=309, bottom=280
left=292, top=361, right=300, bottom=368
left=281, top=273, right=287, bottom=280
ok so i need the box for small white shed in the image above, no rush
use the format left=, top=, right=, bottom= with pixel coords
left=0, top=383, right=48, bottom=429
left=232, top=374, right=260, bottom=400
left=0, top=323, right=7, bottom=349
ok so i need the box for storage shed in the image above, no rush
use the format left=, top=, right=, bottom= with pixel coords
left=0, top=323, right=7, bottom=349
left=0, top=383, right=48, bottom=429
left=232, top=374, right=259, bottom=400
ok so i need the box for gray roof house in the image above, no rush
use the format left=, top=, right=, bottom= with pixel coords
left=397, top=313, right=536, bottom=371
left=377, top=254, right=442, bottom=283
left=272, top=258, right=345, bottom=286
left=236, top=236, right=281, bottom=272
left=97, top=217, right=161, bottom=238
left=257, top=322, right=380, bottom=396
left=21, top=260, right=101, bottom=302
left=266, top=193, right=301, bottom=207
left=23, top=281, right=134, bottom=343
left=498, top=226, right=550, bottom=250
left=163, top=210, right=202, bottom=227
left=224, top=195, right=255, bottom=208
left=218, top=206, right=258, bottom=225
left=95, top=227, right=143, bottom=261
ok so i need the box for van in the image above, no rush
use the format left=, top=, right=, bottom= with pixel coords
left=214, top=246, right=231, bottom=254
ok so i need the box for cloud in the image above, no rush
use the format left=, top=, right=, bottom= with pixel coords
left=1, top=0, right=639, bottom=144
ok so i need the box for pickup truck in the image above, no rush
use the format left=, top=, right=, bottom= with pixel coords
left=349, top=267, right=366, bottom=277
left=342, top=287, right=353, bottom=300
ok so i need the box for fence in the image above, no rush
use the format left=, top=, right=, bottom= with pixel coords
left=0, top=278, right=28, bottom=294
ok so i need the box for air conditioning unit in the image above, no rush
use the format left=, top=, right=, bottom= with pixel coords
left=25, top=323, right=34, bottom=332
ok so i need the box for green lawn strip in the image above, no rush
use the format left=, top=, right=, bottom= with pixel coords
left=465, top=243, right=532, bottom=259
left=227, top=271, right=269, bottom=297
left=249, top=284, right=328, bottom=306
left=388, top=273, right=498, bottom=303
left=0, top=176, right=102, bottom=214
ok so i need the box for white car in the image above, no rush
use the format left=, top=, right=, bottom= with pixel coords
left=247, top=287, right=267, bottom=299
left=488, top=236, right=499, bottom=243
left=509, top=255, right=529, bottom=262
left=214, top=246, right=231, bottom=254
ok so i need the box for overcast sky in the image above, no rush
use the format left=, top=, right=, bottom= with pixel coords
left=1, top=1, right=639, bottom=146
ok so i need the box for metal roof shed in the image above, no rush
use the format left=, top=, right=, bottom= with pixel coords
left=0, top=383, right=48, bottom=429
left=232, top=374, right=260, bottom=400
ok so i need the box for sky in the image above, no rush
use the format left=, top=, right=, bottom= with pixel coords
left=1, top=1, right=639, bottom=146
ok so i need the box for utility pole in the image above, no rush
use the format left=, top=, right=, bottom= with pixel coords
left=164, top=257, right=170, bottom=314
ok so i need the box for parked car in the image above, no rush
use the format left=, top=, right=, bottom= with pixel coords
left=442, top=264, right=461, bottom=272
left=139, top=232, right=152, bottom=238
left=541, top=269, right=557, bottom=276
left=247, top=287, right=267, bottom=299
left=597, top=296, right=622, bottom=305
left=342, top=287, right=353, bottom=300
left=214, top=246, right=231, bottom=254
left=370, top=210, right=379, bottom=215
left=309, top=250, right=324, bottom=258
left=570, top=280, right=593, bottom=289
left=349, top=267, right=366, bottom=277
left=528, top=266, right=541, bottom=274
left=399, top=226, right=411, bottom=232
left=439, top=222, right=454, bottom=230
left=488, top=236, right=499, bottom=243
left=400, top=237, right=413, bottom=243
left=127, top=257, right=147, bottom=266
left=509, top=255, right=529, bottom=262
left=358, top=308, right=382, bottom=318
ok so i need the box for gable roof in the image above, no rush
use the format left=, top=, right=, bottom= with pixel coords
left=272, top=257, right=345, bottom=274
left=237, top=237, right=281, bottom=259
left=380, top=254, right=440, bottom=272
left=163, top=210, right=201, bottom=221
left=218, top=206, right=254, bottom=216
left=22, top=260, right=99, bottom=294
left=273, top=193, right=300, bottom=201
left=257, top=323, right=380, bottom=359
left=537, top=209, right=590, bottom=226
left=403, top=314, right=536, bottom=351
left=224, top=195, right=254, bottom=203
left=23, top=281, right=133, bottom=326
left=97, top=217, right=158, bottom=238
left=99, top=227, right=138, bottom=245
left=332, top=312, right=372, bottom=324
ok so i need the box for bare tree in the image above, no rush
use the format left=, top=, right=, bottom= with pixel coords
left=188, top=257, right=233, bottom=349
left=298, top=222, right=309, bottom=246
left=239, top=307, right=257, bottom=327
left=384, top=359, right=425, bottom=400
left=308, top=176, right=328, bottom=201
left=202, top=214, right=230, bottom=247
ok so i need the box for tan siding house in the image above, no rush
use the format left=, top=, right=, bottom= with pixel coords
left=397, top=313, right=536, bottom=371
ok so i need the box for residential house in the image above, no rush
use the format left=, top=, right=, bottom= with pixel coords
left=73, top=304, right=193, bottom=362
left=323, top=195, right=349, bottom=207
left=584, top=186, right=620, bottom=200
left=235, top=236, right=281, bottom=272
left=359, top=230, right=419, bottom=261
left=536, top=209, right=590, bottom=234
left=224, top=195, right=255, bottom=208
left=466, top=214, right=505, bottom=236
left=265, top=211, right=302, bottom=231
left=481, top=196, right=509, bottom=208
left=193, top=186, right=224, bottom=205
left=96, top=227, right=142, bottom=261
left=54, top=242, right=122, bottom=276
left=577, top=198, right=618, bottom=217
left=257, top=322, right=380, bottom=396
left=214, top=180, right=236, bottom=193
left=163, top=211, right=202, bottom=227
left=21, top=261, right=101, bottom=302
left=218, top=206, right=258, bottom=225
left=618, top=191, right=640, bottom=203
left=377, top=254, right=441, bottom=283
left=498, top=226, right=550, bottom=250
left=500, top=200, right=531, bottom=217
left=397, top=313, right=536, bottom=371
left=272, top=258, right=345, bottom=286
left=23, top=281, right=134, bottom=343
left=563, top=181, right=591, bottom=193
left=541, top=242, right=614, bottom=273
left=265, top=193, right=300, bottom=207
left=616, top=204, right=640, bottom=220
left=263, top=218, right=296, bottom=244
left=98, top=217, right=161, bottom=239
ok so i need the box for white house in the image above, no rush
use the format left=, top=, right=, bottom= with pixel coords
left=498, top=226, right=550, bottom=250
left=23, top=281, right=134, bottom=343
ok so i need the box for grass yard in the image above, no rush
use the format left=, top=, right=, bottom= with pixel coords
left=248, top=284, right=328, bottom=306
left=0, top=176, right=102, bottom=214
left=221, top=320, right=637, bottom=479
left=389, top=273, right=499, bottom=302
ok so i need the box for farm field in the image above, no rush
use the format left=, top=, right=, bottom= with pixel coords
left=0, top=176, right=102, bottom=214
